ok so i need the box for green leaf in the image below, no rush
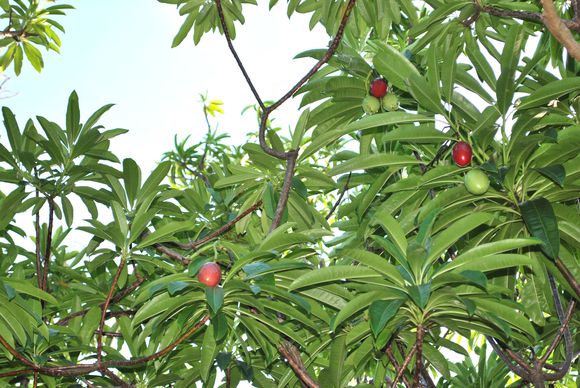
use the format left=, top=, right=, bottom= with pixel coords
left=66, top=91, right=81, bottom=141
left=381, top=125, right=451, bottom=143
left=123, top=158, right=141, bottom=205
left=408, top=283, right=430, bottom=309
left=2, top=279, right=58, bottom=305
left=205, top=286, right=224, bottom=313
left=373, top=44, right=420, bottom=91
left=22, top=42, right=44, bottom=72
left=200, top=324, right=216, bottom=381
left=136, top=161, right=171, bottom=205
left=289, top=266, right=381, bottom=290
left=299, top=112, right=432, bottom=161
left=292, top=108, right=310, bottom=149
left=520, top=198, right=559, bottom=259
left=135, top=220, right=195, bottom=249
left=328, top=334, right=347, bottom=388
left=369, top=299, right=404, bottom=336
left=534, top=165, right=565, bottom=187
left=407, top=73, right=446, bottom=115
left=518, top=77, right=580, bottom=110
left=329, top=153, right=419, bottom=176
left=340, top=249, right=405, bottom=287
left=496, top=24, right=525, bottom=115
left=172, top=10, right=197, bottom=47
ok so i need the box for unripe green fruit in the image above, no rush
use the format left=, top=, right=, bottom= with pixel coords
left=382, top=93, right=399, bottom=111
left=464, top=169, right=490, bottom=195
left=362, top=95, right=381, bottom=114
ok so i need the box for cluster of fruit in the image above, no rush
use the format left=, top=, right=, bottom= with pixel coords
left=452, top=141, right=490, bottom=195
left=362, top=77, right=399, bottom=114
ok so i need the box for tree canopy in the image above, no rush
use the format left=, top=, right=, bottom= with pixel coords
left=0, top=0, right=578, bottom=387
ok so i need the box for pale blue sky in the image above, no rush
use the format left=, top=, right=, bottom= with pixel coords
left=3, top=0, right=328, bottom=173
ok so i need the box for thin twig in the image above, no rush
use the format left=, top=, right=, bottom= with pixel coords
left=105, top=315, right=209, bottom=367
left=214, top=0, right=265, bottom=110
left=0, top=369, right=33, bottom=378
left=57, top=309, right=136, bottom=327
left=175, top=201, right=262, bottom=250
left=101, top=368, right=131, bottom=387
left=97, top=259, right=127, bottom=365
left=278, top=341, right=319, bottom=388
left=326, top=172, right=351, bottom=220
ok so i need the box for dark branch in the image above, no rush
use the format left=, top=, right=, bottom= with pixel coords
left=214, top=0, right=265, bottom=110
left=278, top=341, right=319, bottom=388
left=41, top=198, right=55, bottom=292
left=391, top=343, right=417, bottom=388
left=105, top=314, right=209, bottom=367
left=175, top=200, right=262, bottom=251
left=97, top=259, right=127, bottom=365
left=482, top=5, right=580, bottom=32
left=326, top=172, right=351, bottom=221
left=554, top=257, right=580, bottom=299
left=386, top=345, right=411, bottom=388
left=270, top=151, right=298, bottom=231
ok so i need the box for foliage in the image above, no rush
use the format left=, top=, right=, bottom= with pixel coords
left=0, top=0, right=578, bottom=387
left=0, top=0, right=72, bottom=75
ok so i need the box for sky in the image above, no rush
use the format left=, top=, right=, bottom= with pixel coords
left=3, top=0, right=329, bottom=174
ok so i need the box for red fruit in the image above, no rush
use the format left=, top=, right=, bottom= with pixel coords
left=198, top=262, right=221, bottom=287
left=369, top=77, right=388, bottom=98
left=452, top=141, right=473, bottom=167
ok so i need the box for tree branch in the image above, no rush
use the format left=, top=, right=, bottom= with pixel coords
left=97, top=259, right=126, bottom=365
left=413, top=326, right=425, bottom=387
left=278, top=341, right=319, bottom=388
left=386, top=345, right=411, bottom=388
left=391, top=343, right=417, bottom=388
left=214, top=0, right=265, bottom=110
left=175, top=200, right=262, bottom=251
left=487, top=337, right=531, bottom=379
left=482, top=5, right=580, bottom=32
left=270, top=151, right=298, bottom=231
left=326, top=172, right=351, bottom=221
left=105, top=314, right=209, bottom=367
left=540, top=0, right=580, bottom=61
left=554, top=257, right=580, bottom=299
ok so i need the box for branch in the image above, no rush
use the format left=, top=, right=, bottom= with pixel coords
left=0, top=369, right=33, bottom=378
left=214, top=0, right=265, bottom=110
left=386, top=345, right=411, bottom=388
left=105, top=314, right=209, bottom=367
left=413, top=326, right=425, bottom=387
left=270, top=151, right=298, bottom=231
left=267, top=0, right=357, bottom=112
left=540, top=0, right=580, bottom=61
left=391, top=343, right=417, bottom=388
left=482, top=5, right=580, bottom=32
left=278, top=341, right=319, bottom=388
left=541, top=273, right=575, bottom=380
left=175, top=200, right=262, bottom=251
left=487, top=337, right=531, bottom=379
left=101, top=368, right=131, bottom=387
left=97, top=259, right=127, bottom=365
left=326, top=172, right=351, bottom=221
left=554, top=257, right=580, bottom=299
left=57, top=309, right=136, bottom=327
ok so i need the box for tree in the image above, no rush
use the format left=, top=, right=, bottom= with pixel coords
left=0, top=0, right=578, bottom=386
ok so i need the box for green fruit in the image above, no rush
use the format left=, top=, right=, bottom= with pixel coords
left=381, top=93, right=399, bottom=111
left=362, top=95, right=380, bottom=114
left=464, top=169, right=490, bottom=195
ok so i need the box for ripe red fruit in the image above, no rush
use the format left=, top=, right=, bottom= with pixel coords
left=452, top=141, right=473, bottom=167
left=198, top=262, right=221, bottom=287
left=369, top=77, right=388, bottom=98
